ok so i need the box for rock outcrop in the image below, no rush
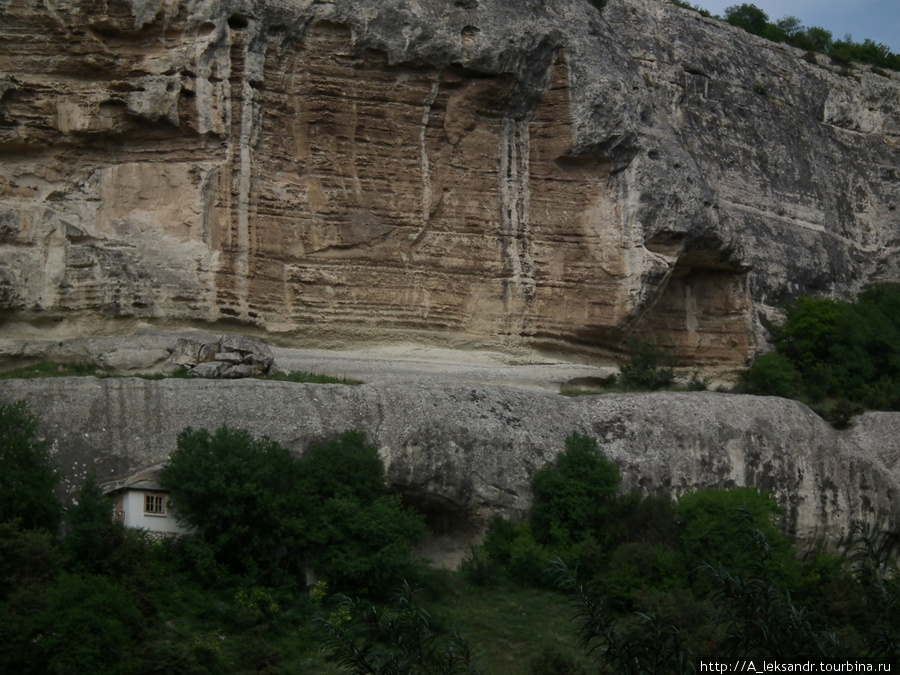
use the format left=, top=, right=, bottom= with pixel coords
left=1, top=0, right=898, bottom=363
left=2, top=376, right=898, bottom=563
left=170, top=333, right=276, bottom=377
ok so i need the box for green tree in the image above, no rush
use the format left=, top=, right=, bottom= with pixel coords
left=299, top=429, right=388, bottom=503
left=676, top=489, right=798, bottom=591
left=300, top=431, right=424, bottom=594
left=160, top=426, right=304, bottom=580
left=741, top=351, right=800, bottom=398
left=725, top=3, right=770, bottom=35
left=0, top=401, right=61, bottom=532
left=531, top=433, right=621, bottom=547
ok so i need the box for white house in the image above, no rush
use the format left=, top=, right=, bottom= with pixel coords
left=102, top=465, right=194, bottom=537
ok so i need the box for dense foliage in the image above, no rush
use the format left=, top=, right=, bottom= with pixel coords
left=319, top=581, right=482, bottom=674
left=742, top=284, right=900, bottom=422
left=723, top=3, right=900, bottom=71
left=2, top=404, right=898, bottom=672
left=466, top=433, right=900, bottom=669
left=161, top=426, right=424, bottom=592
left=161, top=426, right=306, bottom=581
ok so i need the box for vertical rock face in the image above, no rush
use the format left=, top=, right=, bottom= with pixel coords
left=1, top=0, right=898, bottom=362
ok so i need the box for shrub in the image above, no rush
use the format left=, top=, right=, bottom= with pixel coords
left=304, top=494, right=424, bottom=596
left=531, top=433, right=621, bottom=547
left=459, top=546, right=502, bottom=587
left=529, top=645, right=585, bottom=675
left=676, top=488, right=799, bottom=592
left=298, top=429, right=388, bottom=504
left=618, top=337, right=676, bottom=390
left=27, top=573, right=146, bottom=674
left=745, top=284, right=900, bottom=412
left=318, top=581, right=482, bottom=674
left=741, top=351, right=801, bottom=397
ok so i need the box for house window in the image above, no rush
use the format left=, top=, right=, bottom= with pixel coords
left=144, top=494, right=167, bottom=515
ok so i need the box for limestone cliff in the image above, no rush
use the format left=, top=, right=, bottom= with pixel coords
left=2, top=377, right=898, bottom=561
left=1, top=0, right=898, bottom=363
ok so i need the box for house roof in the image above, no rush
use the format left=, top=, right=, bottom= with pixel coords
left=102, top=463, right=168, bottom=495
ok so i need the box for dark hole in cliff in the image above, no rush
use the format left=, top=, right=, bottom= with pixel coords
left=400, top=493, right=476, bottom=538
left=454, top=0, right=479, bottom=8
left=227, top=14, right=249, bottom=30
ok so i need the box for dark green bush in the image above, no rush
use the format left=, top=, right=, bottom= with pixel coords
left=318, top=581, right=483, bottom=674
left=27, top=573, right=147, bottom=674
left=531, top=433, right=621, bottom=547
left=675, top=488, right=799, bottom=592
left=742, top=351, right=801, bottom=397
left=744, top=284, right=900, bottom=416
left=618, top=337, right=676, bottom=390
left=160, top=426, right=305, bottom=581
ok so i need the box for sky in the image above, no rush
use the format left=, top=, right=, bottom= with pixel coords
left=695, top=0, right=900, bottom=54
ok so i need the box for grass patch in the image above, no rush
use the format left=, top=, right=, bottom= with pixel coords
left=0, top=361, right=191, bottom=380
left=0, top=361, right=103, bottom=379
left=0, top=361, right=358, bottom=385
left=426, top=577, right=590, bottom=675
left=257, top=370, right=362, bottom=385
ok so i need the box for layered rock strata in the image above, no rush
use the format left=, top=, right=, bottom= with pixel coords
left=1, top=0, right=898, bottom=363
left=3, top=376, right=898, bottom=562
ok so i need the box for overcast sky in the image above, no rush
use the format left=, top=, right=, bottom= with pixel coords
left=696, top=0, right=900, bottom=54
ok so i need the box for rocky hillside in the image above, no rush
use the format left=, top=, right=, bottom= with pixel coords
left=3, top=376, right=898, bottom=562
left=1, top=0, right=898, bottom=363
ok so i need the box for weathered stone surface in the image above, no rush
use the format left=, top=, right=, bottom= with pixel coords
left=188, top=361, right=227, bottom=378
left=214, top=351, right=245, bottom=365
left=170, top=338, right=205, bottom=367
left=2, top=377, right=897, bottom=561
left=0, top=0, right=897, bottom=363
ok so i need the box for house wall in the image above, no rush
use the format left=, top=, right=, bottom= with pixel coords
left=121, top=490, right=193, bottom=536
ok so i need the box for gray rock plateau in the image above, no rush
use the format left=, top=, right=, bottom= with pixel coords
left=2, top=376, right=899, bottom=563
left=1, top=0, right=898, bottom=364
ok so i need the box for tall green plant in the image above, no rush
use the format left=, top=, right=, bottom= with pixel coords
left=160, top=426, right=305, bottom=581
left=531, top=433, right=621, bottom=547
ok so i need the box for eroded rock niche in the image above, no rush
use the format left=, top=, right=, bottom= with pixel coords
left=634, top=234, right=752, bottom=363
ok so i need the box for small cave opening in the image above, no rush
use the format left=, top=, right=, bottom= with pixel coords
left=227, top=14, right=249, bottom=30
left=399, top=492, right=485, bottom=569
